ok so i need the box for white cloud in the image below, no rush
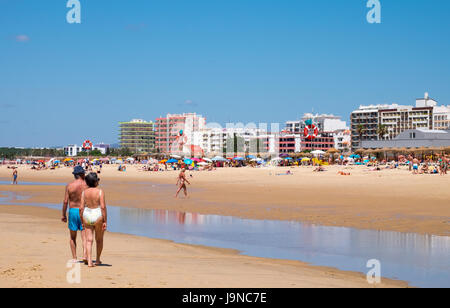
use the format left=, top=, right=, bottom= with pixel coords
left=15, top=35, right=30, bottom=42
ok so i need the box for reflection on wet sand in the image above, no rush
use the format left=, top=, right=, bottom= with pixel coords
left=1, top=190, right=449, bottom=287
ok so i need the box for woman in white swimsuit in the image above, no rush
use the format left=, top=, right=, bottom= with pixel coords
left=80, top=173, right=107, bottom=267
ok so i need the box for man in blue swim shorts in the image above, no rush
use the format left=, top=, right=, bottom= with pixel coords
left=62, top=166, right=88, bottom=263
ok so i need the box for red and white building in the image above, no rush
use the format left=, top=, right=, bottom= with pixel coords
left=155, top=113, right=206, bottom=155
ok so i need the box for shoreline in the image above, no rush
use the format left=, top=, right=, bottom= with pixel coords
left=1, top=164, right=449, bottom=236
left=0, top=204, right=409, bottom=288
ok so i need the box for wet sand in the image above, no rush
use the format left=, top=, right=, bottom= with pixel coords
left=1, top=164, right=449, bottom=236
left=1, top=164, right=448, bottom=287
left=0, top=205, right=407, bottom=288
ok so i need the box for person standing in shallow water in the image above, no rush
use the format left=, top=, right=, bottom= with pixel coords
left=80, top=172, right=107, bottom=267
left=62, top=166, right=88, bottom=263
left=12, top=168, right=18, bottom=185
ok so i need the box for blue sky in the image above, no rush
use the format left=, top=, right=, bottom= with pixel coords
left=1, top=0, right=449, bottom=147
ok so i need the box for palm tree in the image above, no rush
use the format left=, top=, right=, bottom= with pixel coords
left=356, top=124, right=365, bottom=146
left=377, top=124, right=388, bottom=140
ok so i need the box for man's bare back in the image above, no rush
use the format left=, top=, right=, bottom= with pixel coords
left=66, top=179, right=88, bottom=209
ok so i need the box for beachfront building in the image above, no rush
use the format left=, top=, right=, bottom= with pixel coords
left=155, top=113, right=206, bottom=155
left=64, top=143, right=109, bottom=156
left=351, top=93, right=447, bottom=151
left=119, top=119, right=155, bottom=153
left=286, top=113, right=347, bottom=134
left=285, top=113, right=348, bottom=152
left=333, top=129, right=351, bottom=152
left=278, top=133, right=302, bottom=154
left=93, top=143, right=110, bottom=155
left=433, top=105, right=450, bottom=130
left=196, top=126, right=268, bottom=156
left=361, top=129, right=450, bottom=149
left=64, top=145, right=83, bottom=157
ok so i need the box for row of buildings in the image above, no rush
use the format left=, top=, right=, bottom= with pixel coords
left=118, top=112, right=351, bottom=156
left=118, top=93, right=450, bottom=156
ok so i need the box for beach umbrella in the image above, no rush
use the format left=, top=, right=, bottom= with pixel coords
left=170, top=154, right=181, bottom=159
left=197, top=162, right=208, bottom=166
left=159, top=159, right=168, bottom=163
left=212, top=156, right=227, bottom=162
left=246, top=155, right=256, bottom=159
left=167, top=159, right=178, bottom=164
left=141, top=160, right=148, bottom=164
left=311, top=150, right=326, bottom=155
left=233, top=157, right=244, bottom=161
left=183, top=159, right=193, bottom=165
left=301, top=158, right=310, bottom=162
left=203, top=158, right=213, bottom=163
left=285, top=157, right=293, bottom=160
left=192, top=158, right=202, bottom=162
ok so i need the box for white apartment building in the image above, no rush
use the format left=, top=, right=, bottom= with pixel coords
left=286, top=113, right=348, bottom=134
left=333, top=129, right=351, bottom=152
left=196, top=127, right=267, bottom=156
left=64, top=143, right=109, bottom=156
left=351, top=93, right=447, bottom=150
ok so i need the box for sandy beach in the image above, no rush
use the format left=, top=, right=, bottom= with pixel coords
left=1, top=165, right=449, bottom=235
left=1, top=164, right=449, bottom=288
left=0, top=205, right=407, bottom=288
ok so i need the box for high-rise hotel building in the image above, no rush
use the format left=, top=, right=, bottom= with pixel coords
left=351, top=93, right=449, bottom=151
left=155, top=113, right=206, bottom=154
left=119, top=119, right=155, bottom=153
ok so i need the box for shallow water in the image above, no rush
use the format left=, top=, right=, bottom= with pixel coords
left=0, top=180, right=65, bottom=186
left=0, top=189, right=449, bottom=288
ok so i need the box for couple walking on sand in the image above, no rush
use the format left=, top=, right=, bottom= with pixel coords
left=62, top=166, right=107, bottom=267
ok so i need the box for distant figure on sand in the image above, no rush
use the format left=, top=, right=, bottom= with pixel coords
left=80, top=173, right=107, bottom=267
left=412, top=158, right=419, bottom=175
left=12, top=168, right=18, bottom=185
left=62, top=166, right=87, bottom=263
left=175, top=168, right=190, bottom=198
